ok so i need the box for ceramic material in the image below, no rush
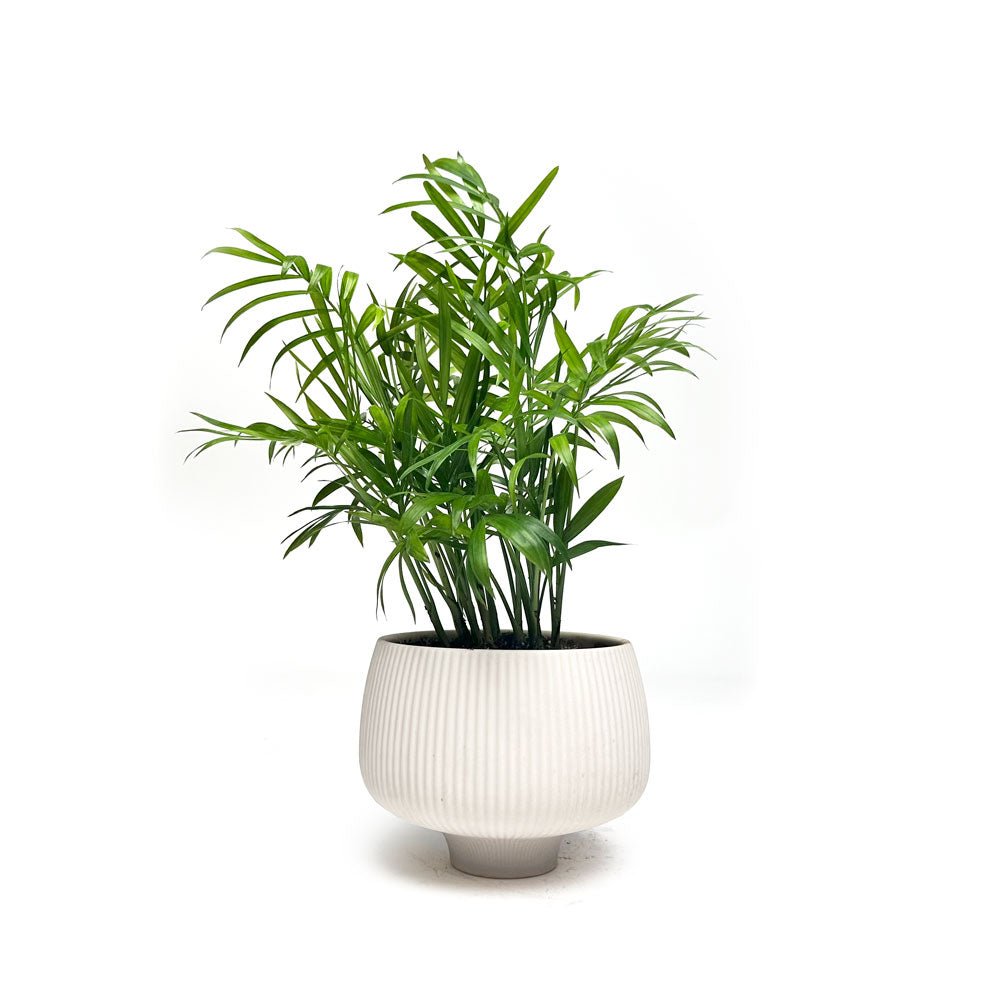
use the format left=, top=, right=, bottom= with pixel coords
left=359, top=632, right=650, bottom=878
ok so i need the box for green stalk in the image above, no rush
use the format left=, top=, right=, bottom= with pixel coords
left=403, top=554, right=449, bottom=645
left=510, top=553, right=539, bottom=648
left=444, top=545, right=482, bottom=646
left=489, top=570, right=518, bottom=635
left=429, top=542, right=471, bottom=642
left=499, top=541, right=525, bottom=643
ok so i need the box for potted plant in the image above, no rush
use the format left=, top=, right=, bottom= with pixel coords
left=186, top=154, right=706, bottom=878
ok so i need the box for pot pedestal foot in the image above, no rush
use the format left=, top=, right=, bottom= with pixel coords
left=444, top=834, right=562, bottom=878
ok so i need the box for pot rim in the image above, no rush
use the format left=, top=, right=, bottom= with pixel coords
left=376, top=629, right=630, bottom=651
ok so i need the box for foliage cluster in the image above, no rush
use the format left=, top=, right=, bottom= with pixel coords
left=186, top=155, right=706, bottom=648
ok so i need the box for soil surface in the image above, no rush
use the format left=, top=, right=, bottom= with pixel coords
left=391, top=632, right=622, bottom=651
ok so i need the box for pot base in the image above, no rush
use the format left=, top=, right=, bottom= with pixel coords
left=444, top=834, right=562, bottom=878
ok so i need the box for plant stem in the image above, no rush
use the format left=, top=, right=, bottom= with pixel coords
left=430, top=543, right=471, bottom=642
left=403, top=554, right=449, bottom=645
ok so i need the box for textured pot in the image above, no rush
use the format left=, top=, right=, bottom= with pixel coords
left=359, top=631, right=650, bottom=878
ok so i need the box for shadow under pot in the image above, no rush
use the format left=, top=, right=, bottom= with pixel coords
left=359, top=631, right=650, bottom=878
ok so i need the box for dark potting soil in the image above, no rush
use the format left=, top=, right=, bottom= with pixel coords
left=391, top=632, right=623, bottom=651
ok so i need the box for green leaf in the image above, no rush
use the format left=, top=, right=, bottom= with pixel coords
left=409, top=211, right=478, bottom=275
left=202, top=273, right=298, bottom=308
left=565, top=477, right=623, bottom=542
left=266, top=393, right=308, bottom=429
left=399, top=492, right=462, bottom=533
left=487, top=513, right=566, bottom=571
left=310, top=263, right=334, bottom=300
left=282, top=254, right=311, bottom=280
left=468, top=520, right=491, bottom=588
left=554, top=539, right=624, bottom=564
left=609, top=305, right=641, bottom=341
left=436, top=285, right=453, bottom=408
left=356, top=303, right=384, bottom=336
left=396, top=173, right=495, bottom=204
left=596, top=395, right=675, bottom=437
left=222, top=288, right=310, bottom=337
left=552, top=315, right=587, bottom=379
left=203, top=246, right=279, bottom=265
left=548, top=432, right=577, bottom=486
left=582, top=412, right=621, bottom=465
left=661, top=293, right=700, bottom=311
left=312, top=477, right=348, bottom=506
left=340, top=270, right=359, bottom=307
left=303, top=393, right=332, bottom=422
left=423, top=181, right=475, bottom=237
left=376, top=542, right=406, bottom=612
left=507, top=166, right=558, bottom=236
left=381, top=199, right=435, bottom=215
left=406, top=534, right=430, bottom=562
left=368, top=404, right=393, bottom=438
left=239, top=309, right=319, bottom=363
left=231, top=229, right=284, bottom=262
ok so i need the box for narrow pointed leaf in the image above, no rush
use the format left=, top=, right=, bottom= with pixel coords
left=549, top=432, right=578, bottom=486
left=203, top=273, right=297, bottom=308
left=468, top=520, right=491, bottom=588
left=507, top=166, right=558, bottom=236
left=552, top=315, right=587, bottom=378
left=203, top=246, right=279, bottom=265
left=231, top=229, right=284, bottom=262
left=565, top=477, right=624, bottom=542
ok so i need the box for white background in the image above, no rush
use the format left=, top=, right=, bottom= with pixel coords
left=2, top=1, right=998, bottom=997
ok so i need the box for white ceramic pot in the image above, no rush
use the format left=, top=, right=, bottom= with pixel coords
left=359, top=631, right=650, bottom=878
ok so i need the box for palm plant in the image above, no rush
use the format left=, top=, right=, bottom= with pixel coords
left=185, top=154, right=706, bottom=649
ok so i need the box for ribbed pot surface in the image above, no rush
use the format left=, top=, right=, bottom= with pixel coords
left=359, top=632, right=650, bottom=849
